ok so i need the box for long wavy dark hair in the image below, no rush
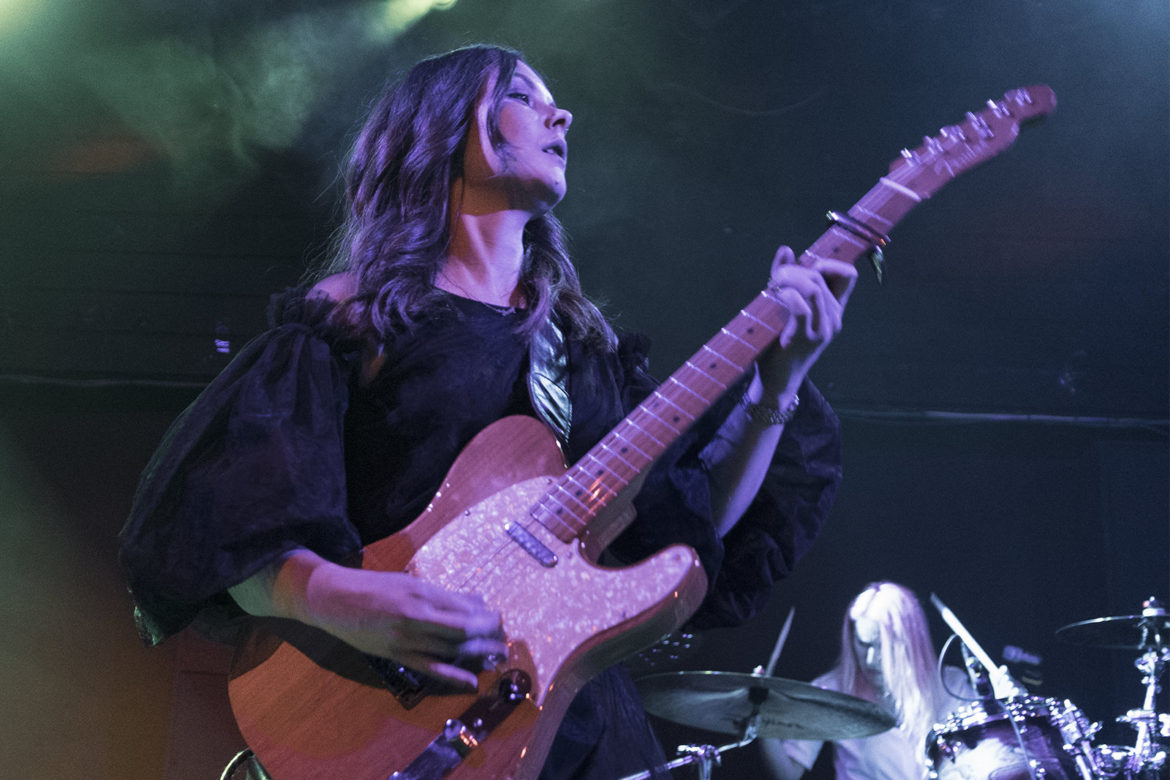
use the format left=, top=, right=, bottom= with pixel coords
left=316, top=44, right=616, bottom=351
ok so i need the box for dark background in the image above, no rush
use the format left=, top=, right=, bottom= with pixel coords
left=0, top=1, right=1166, bottom=777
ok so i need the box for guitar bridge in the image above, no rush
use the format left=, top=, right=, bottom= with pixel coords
left=390, top=670, right=532, bottom=779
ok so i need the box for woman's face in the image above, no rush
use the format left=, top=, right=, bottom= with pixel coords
left=852, top=615, right=885, bottom=688
left=460, top=61, right=574, bottom=214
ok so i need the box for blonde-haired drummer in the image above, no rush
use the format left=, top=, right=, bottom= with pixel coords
left=762, top=582, right=970, bottom=778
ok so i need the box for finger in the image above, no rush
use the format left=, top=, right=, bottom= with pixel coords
left=418, top=600, right=502, bottom=634
left=803, top=285, right=827, bottom=343
left=807, top=257, right=859, bottom=303
left=770, top=269, right=833, bottom=342
left=776, top=292, right=813, bottom=348
left=366, top=618, right=464, bottom=658
left=771, top=257, right=856, bottom=310
left=394, top=652, right=480, bottom=691
left=384, top=631, right=507, bottom=669
left=399, top=586, right=504, bottom=637
left=807, top=276, right=842, bottom=341
left=397, top=608, right=503, bottom=646
left=455, top=637, right=510, bottom=671
left=770, top=245, right=797, bottom=274
left=457, top=636, right=510, bottom=661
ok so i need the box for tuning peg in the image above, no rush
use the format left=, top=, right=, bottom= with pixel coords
left=966, top=112, right=995, bottom=140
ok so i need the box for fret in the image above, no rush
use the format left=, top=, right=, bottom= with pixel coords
left=530, top=494, right=583, bottom=542
left=739, top=309, right=779, bottom=338
left=741, top=298, right=790, bottom=336
left=676, top=363, right=731, bottom=400
left=828, top=225, right=871, bottom=250
left=710, top=329, right=762, bottom=367
left=609, top=422, right=655, bottom=464
left=551, top=479, right=593, bottom=516
left=597, top=440, right=640, bottom=475
left=560, top=472, right=618, bottom=518
left=646, top=385, right=700, bottom=419
left=717, top=325, right=755, bottom=351
left=663, top=377, right=708, bottom=409
left=624, top=413, right=668, bottom=450
left=694, top=344, right=744, bottom=382
left=741, top=299, right=787, bottom=330
left=530, top=499, right=578, bottom=539
left=690, top=350, right=736, bottom=383
left=580, top=451, right=631, bottom=490
left=878, top=176, right=922, bottom=201
left=851, top=204, right=894, bottom=229
left=639, top=409, right=683, bottom=437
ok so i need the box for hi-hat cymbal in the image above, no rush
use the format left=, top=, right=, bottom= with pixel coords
left=1055, top=613, right=1170, bottom=649
left=635, top=671, right=897, bottom=741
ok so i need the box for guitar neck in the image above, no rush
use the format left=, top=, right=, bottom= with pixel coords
left=528, top=84, right=1055, bottom=546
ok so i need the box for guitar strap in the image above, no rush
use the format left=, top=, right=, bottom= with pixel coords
left=527, top=314, right=572, bottom=447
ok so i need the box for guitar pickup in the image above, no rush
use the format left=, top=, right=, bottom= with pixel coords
left=505, top=522, right=558, bottom=567
left=363, top=654, right=429, bottom=710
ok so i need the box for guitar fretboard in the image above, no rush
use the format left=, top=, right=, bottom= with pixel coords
left=534, top=289, right=792, bottom=542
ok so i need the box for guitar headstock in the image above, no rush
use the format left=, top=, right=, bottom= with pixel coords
left=887, top=85, right=1056, bottom=199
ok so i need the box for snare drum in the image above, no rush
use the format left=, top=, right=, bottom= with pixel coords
left=927, top=696, right=1097, bottom=779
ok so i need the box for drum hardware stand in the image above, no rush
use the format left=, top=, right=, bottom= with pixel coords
left=618, top=725, right=759, bottom=780
left=618, top=609, right=796, bottom=780
left=1055, top=596, right=1170, bottom=779
left=1112, top=599, right=1169, bottom=778
left=617, top=660, right=770, bottom=780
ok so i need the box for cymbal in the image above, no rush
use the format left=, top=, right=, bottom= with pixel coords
left=1056, top=613, right=1170, bottom=649
left=635, top=671, right=897, bottom=741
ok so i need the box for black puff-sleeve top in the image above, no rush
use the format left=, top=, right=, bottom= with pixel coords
left=119, top=291, right=842, bottom=645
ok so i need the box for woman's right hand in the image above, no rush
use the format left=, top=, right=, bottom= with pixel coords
left=230, top=549, right=506, bottom=690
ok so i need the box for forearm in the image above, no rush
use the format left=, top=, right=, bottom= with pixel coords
left=759, top=738, right=812, bottom=780
left=703, top=365, right=802, bottom=537
left=227, top=546, right=506, bottom=688
left=227, top=547, right=334, bottom=626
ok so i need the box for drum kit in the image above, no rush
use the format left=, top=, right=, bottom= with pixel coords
left=622, top=598, right=1169, bottom=779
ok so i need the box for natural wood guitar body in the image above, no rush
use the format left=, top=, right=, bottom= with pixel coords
left=229, top=415, right=709, bottom=780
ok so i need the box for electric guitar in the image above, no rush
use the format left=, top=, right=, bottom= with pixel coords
left=227, top=85, right=1056, bottom=779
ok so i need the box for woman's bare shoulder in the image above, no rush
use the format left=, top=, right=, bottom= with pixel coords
left=308, top=272, right=358, bottom=302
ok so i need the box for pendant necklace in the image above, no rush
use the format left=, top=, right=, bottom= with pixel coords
left=439, top=270, right=520, bottom=316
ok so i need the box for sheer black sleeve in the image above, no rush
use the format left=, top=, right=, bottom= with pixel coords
left=118, top=321, right=360, bottom=645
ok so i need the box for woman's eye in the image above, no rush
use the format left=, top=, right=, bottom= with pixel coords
left=508, top=92, right=531, bottom=105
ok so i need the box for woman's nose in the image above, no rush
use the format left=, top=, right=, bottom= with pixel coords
left=551, top=106, right=573, bottom=133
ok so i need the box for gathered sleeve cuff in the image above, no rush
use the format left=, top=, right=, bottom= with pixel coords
left=687, top=379, right=841, bottom=628
left=118, top=320, right=360, bottom=645
left=605, top=334, right=842, bottom=630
